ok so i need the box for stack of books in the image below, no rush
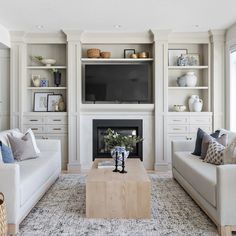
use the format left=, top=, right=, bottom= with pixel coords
left=97, top=160, right=114, bottom=169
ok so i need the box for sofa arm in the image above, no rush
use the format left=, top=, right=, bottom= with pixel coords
left=217, top=165, right=236, bottom=226
left=0, top=164, right=20, bottom=224
left=36, top=139, right=61, bottom=152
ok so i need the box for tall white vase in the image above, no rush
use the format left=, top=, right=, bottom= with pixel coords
left=188, top=95, right=199, bottom=112
left=185, top=72, right=197, bottom=87
left=193, top=99, right=203, bottom=112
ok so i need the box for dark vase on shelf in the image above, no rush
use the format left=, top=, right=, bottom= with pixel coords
left=53, top=71, right=61, bottom=87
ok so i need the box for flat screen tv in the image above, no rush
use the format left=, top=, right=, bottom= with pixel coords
left=84, top=64, right=151, bottom=103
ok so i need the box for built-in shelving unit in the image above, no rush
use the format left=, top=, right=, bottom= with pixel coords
left=168, top=86, right=208, bottom=90
left=168, top=66, right=208, bottom=70
left=81, top=58, right=154, bottom=62
left=27, top=87, right=67, bottom=90
left=27, top=66, right=67, bottom=69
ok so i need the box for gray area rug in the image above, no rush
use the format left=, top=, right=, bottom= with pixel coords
left=17, top=174, right=218, bottom=236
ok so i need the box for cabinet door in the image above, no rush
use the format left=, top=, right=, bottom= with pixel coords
left=45, top=134, right=68, bottom=171
left=167, top=135, right=189, bottom=165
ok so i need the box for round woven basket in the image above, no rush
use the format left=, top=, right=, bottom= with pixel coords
left=0, top=193, right=7, bottom=236
left=100, top=51, right=111, bottom=58
left=87, top=48, right=101, bottom=58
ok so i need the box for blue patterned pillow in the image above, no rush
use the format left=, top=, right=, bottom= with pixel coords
left=0, top=141, right=15, bottom=163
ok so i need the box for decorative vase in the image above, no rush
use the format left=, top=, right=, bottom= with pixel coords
left=188, top=95, right=199, bottom=112
left=53, top=71, right=61, bottom=87
left=177, top=76, right=187, bottom=87
left=58, top=99, right=66, bottom=112
left=185, top=72, right=197, bottom=87
left=31, top=76, right=41, bottom=87
left=193, top=99, right=203, bottom=112
left=177, top=54, right=187, bottom=66
left=111, top=146, right=129, bottom=163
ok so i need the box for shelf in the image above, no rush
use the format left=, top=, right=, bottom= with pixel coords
left=168, top=66, right=208, bottom=70
left=27, top=66, right=67, bottom=69
left=81, top=58, right=154, bottom=62
left=27, top=87, right=67, bottom=90
left=168, top=87, right=208, bottom=90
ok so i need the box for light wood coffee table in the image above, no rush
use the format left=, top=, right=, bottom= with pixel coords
left=86, top=159, right=151, bottom=219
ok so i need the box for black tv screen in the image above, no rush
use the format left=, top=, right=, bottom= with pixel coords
left=84, top=64, right=151, bottom=103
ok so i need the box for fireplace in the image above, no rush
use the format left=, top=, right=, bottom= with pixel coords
left=93, top=119, right=143, bottom=161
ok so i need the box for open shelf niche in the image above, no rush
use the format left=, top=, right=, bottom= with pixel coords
left=167, top=43, right=210, bottom=112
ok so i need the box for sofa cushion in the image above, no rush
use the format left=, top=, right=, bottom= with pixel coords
left=220, top=129, right=236, bottom=146
left=173, top=151, right=217, bottom=207
left=0, top=129, right=20, bottom=147
left=19, top=151, right=60, bottom=206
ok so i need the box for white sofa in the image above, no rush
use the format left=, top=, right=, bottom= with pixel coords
left=0, top=129, right=61, bottom=234
left=172, top=139, right=236, bottom=236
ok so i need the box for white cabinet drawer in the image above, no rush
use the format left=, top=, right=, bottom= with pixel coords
left=23, top=125, right=44, bottom=133
left=168, top=116, right=189, bottom=125
left=168, top=125, right=189, bottom=134
left=45, top=125, right=68, bottom=133
left=23, top=116, right=44, bottom=125
left=189, top=125, right=212, bottom=134
left=190, top=116, right=212, bottom=125
left=45, top=116, right=67, bottom=125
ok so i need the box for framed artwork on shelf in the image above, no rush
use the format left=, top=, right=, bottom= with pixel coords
left=124, top=49, right=135, bottom=58
left=182, top=53, right=200, bottom=66
left=168, top=49, right=188, bottom=66
left=47, top=94, right=63, bottom=112
left=33, top=92, right=54, bottom=112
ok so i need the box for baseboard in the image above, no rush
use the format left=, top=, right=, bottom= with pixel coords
left=67, top=163, right=81, bottom=172
left=154, top=163, right=171, bottom=171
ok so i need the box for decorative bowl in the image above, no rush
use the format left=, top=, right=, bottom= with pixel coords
left=130, top=53, right=138, bottom=59
left=100, top=51, right=111, bottom=58
left=173, top=105, right=186, bottom=112
left=87, top=48, right=101, bottom=58
left=138, top=52, right=149, bottom=58
left=41, top=59, right=56, bottom=67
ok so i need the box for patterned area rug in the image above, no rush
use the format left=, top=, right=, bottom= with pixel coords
left=17, top=174, right=218, bottom=236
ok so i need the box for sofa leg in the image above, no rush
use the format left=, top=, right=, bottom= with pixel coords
left=219, top=226, right=232, bottom=236
left=8, top=224, right=19, bottom=235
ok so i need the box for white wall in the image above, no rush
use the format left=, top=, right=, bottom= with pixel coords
left=80, top=112, right=155, bottom=170
left=0, top=24, right=10, bottom=48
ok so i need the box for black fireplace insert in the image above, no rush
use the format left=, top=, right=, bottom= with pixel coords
left=93, top=119, right=143, bottom=161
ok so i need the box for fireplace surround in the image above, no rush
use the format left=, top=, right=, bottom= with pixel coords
left=93, top=119, right=143, bottom=161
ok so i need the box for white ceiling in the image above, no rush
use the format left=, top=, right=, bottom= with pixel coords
left=0, top=0, right=236, bottom=32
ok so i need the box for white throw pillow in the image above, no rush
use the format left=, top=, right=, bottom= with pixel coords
left=11, top=129, right=40, bottom=154
left=219, top=129, right=236, bottom=146
left=223, top=138, right=236, bottom=164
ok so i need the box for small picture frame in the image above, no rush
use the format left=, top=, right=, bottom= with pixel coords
left=168, top=49, right=188, bottom=66
left=33, top=92, right=53, bottom=112
left=47, top=94, right=63, bottom=112
left=124, top=49, right=135, bottom=58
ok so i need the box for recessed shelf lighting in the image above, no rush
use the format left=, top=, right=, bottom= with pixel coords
left=113, top=24, right=122, bottom=29
left=35, top=25, right=44, bottom=30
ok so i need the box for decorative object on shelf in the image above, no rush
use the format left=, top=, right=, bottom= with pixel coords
left=124, top=49, right=135, bottom=58
left=130, top=53, right=138, bottom=59
left=188, top=95, right=200, bottom=112
left=58, top=98, right=66, bottom=112
left=31, top=56, right=56, bottom=66
left=177, top=54, right=188, bottom=66
left=138, top=52, right=149, bottom=58
left=87, top=48, right=101, bottom=58
left=100, top=51, right=111, bottom=58
left=182, top=53, right=200, bottom=66
left=0, top=192, right=7, bottom=236
left=40, top=79, right=49, bottom=87
left=177, top=72, right=197, bottom=87
left=33, top=92, right=53, bottom=112
left=168, top=49, right=188, bottom=66
left=173, top=105, right=186, bottom=112
left=47, top=94, right=63, bottom=112
left=193, top=98, right=203, bottom=112
left=52, top=69, right=62, bottom=87
left=31, top=75, right=41, bottom=87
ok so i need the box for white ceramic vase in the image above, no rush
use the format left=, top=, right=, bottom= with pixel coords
left=193, top=99, right=203, bottom=112
left=188, top=95, right=199, bottom=112
left=185, top=72, right=197, bottom=87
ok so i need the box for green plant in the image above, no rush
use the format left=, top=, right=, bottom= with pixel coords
left=104, top=128, right=143, bottom=152
left=32, top=55, right=43, bottom=62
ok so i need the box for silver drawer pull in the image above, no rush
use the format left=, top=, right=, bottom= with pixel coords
left=31, top=128, right=38, bottom=131
left=30, top=119, right=39, bottom=122
left=53, top=128, right=61, bottom=130
left=53, top=119, right=61, bottom=121
left=173, top=128, right=182, bottom=130
left=173, top=120, right=182, bottom=122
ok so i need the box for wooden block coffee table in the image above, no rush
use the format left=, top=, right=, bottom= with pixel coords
left=86, top=159, right=151, bottom=219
